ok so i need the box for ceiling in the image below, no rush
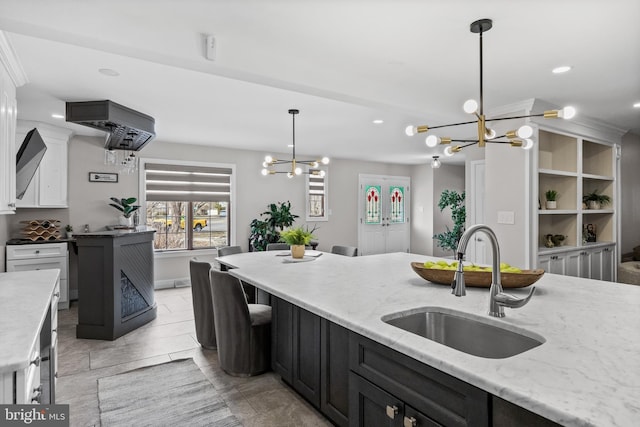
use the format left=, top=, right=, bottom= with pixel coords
left=1, top=0, right=638, bottom=165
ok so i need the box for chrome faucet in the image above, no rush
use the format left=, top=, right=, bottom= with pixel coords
left=452, top=224, right=535, bottom=318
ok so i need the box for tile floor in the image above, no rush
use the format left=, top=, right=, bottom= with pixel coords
left=56, top=286, right=331, bottom=427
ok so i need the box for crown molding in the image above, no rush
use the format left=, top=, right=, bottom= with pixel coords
left=0, top=31, right=28, bottom=87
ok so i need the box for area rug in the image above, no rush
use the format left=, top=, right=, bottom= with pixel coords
left=98, top=358, right=241, bottom=427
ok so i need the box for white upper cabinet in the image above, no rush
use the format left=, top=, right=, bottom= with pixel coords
left=0, top=31, right=26, bottom=215
left=15, top=121, right=73, bottom=208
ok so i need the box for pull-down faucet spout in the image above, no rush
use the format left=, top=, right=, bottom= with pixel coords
left=451, top=224, right=535, bottom=317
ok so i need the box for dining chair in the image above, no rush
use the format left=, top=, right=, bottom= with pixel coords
left=210, top=268, right=271, bottom=376
left=331, top=245, right=358, bottom=257
left=266, top=242, right=290, bottom=251
left=188, top=258, right=217, bottom=349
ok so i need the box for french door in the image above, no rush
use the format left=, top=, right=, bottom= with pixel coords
left=358, top=174, right=410, bottom=256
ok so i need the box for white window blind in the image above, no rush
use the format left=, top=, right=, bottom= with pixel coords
left=144, top=163, right=232, bottom=202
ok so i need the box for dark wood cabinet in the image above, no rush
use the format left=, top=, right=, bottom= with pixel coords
left=271, top=296, right=349, bottom=426
left=292, top=305, right=321, bottom=406
left=350, top=332, right=489, bottom=427
left=321, top=320, right=350, bottom=426
left=271, top=296, right=293, bottom=384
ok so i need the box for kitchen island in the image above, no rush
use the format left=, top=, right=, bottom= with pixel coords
left=218, top=251, right=640, bottom=427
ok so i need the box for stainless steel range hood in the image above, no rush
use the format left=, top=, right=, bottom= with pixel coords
left=65, top=100, right=155, bottom=151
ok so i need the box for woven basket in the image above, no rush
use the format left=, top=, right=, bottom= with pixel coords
left=410, top=262, right=544, bottom=288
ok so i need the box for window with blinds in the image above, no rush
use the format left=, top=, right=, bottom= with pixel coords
left=306, top=166, right=328, bottom=221
left=142, top=161, right=234, bottom=251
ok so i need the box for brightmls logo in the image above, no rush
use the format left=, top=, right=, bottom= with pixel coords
left=0, top=405, right=69, bottom=426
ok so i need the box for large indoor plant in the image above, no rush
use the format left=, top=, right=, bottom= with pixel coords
left=279, top=226, right=316, bottom=258
left=249, top=201, right=298, bottom=251
left=109, top=197, right=140, bottom=226
left=433, top=190, right=466, bottom=256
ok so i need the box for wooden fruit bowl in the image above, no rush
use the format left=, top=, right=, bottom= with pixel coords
left=410, top=262, right=544, bottom=288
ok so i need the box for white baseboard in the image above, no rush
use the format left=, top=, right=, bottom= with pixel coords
left=155, top=277, right=191, bottom=289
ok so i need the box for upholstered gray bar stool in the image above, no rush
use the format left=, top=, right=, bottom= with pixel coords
left=209, top=269, right=272, bottom=376
left=188, top=259, right=217, bottom=349
left=217, top=245, right=256, bottom=303
left=217, top=245, right=242, bottom=271
left=266, top=242, right=289, bottom=251
left=331, top=245, right=358, bottom=257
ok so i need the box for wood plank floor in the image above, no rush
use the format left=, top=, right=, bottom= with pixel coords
left=56, top=286, right=331, bottom=426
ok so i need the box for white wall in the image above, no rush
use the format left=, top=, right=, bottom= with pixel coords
left=410, top=164, right=435, bottom=255
left=620, top=131, right=640, bottom=255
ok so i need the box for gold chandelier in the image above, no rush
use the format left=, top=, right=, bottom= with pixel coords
left=405, top=18, right=576, bottom=159
left=261, top=109, right=329, bottom=178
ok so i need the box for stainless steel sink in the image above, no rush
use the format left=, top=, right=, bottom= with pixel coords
left=382, top=308, right=544, bottom=359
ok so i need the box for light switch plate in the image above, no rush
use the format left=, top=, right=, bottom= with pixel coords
left=497, top=211, right=515, bottom=224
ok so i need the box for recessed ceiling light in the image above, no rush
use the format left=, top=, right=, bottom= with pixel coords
left=372, top=119, right=384, bottom=124
left=51, top=114, right=64, bottom=119
left=552, top=66, right=572, bottom=74
left=99, top=68, right=120, bottom=77
left=633, top=102, right=640, bottom=108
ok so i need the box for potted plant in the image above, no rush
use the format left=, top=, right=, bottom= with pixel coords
left=279, top=226, right=316, bottom=258
left=545, top=190, right=558, bottom=209
left=583, top=190, right=611, bottom=210
left=433, top=190, right=466, bottom=257
left=109, top=197, right=140, bottom=227
left=65, top=224, right=73, bottom=239
left=249, top=201, right=298, bottom=251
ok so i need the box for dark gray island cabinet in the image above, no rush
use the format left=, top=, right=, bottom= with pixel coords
left=75, top=229, right=157, bottom=340
left=270, top=297, right=560, bottom=427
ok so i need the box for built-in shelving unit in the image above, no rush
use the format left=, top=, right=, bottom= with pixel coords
left=535, top=129, right=618, bottom=281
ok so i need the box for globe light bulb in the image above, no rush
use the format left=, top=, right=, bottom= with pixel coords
left=485, top=128, right=497, bottom=139
left=463, top=99, right=478, bottom=114
left=319, top=170, right=326, bottom=177
left=522, top=138, right=534, bottom=150
left=262, top=161, right=268, bottom=168
left=516, top=125, right=534, bottom=139
left=443, top=146, right=455, bottom=157
left=425, top=135, right=439, bottom=148
left=264, top=155, right=273, bottom=163
left=287, top=172, right=294, bottom=178
left=295, top=167, right=302, bottom=175
left=321, top=157, right=330, bottom=165
left=405, top=125, right=416, bottom=136
left=312, top=161, right=319, bottom=168
left=261, top=168, right=269, bottom=176
left=559, top=106, right=576, bottom=119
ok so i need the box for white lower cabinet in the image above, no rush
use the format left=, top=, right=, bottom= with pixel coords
left=6, top=243, right=69, bottom=309
left=538, top=243, right=615, bottom=282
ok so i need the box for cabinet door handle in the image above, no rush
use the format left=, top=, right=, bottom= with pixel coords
left=404, top=416, right=417, bottom=427
left=54, top=292, right=60, bottom=297
left=8, top=203, right=15, bottom=208
left=386, top=405, right=399, bottom=419
left=35, top=250, right=40, bottom=254
left=30, top=356, right=40, bottom=367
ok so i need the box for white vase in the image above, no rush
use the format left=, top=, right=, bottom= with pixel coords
left=546, top=201, right=557, bottom=209
left=119, top=216, right=133, bottom=227
left=588, top=200, right=600, bottom=210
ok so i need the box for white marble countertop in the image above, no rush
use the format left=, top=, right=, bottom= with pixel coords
left=0, top=269, right=59, bottom=373
left=219, top=251, right=640, bottom=427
